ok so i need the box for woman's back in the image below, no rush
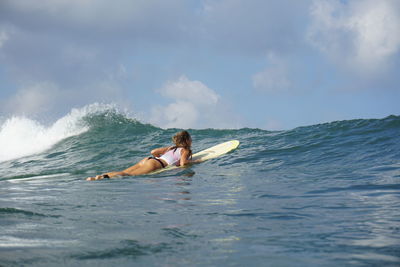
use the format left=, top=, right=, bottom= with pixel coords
left=159, top=147, right=183, bottom=166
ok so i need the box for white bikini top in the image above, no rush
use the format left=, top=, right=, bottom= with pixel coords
left=158, top=147, right=183, bottom=166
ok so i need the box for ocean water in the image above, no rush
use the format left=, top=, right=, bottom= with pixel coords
left=1, top=104, right=399, bottom=266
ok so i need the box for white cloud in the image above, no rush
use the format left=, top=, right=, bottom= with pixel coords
left=307, top=0, right=400, bottom=72
left=0, top=0, right=192, bottom=86
left=265, top=118, right=284, bottom=131
left=3, top=82, right=61, bottom=116
left=160, top=75, right=219, bottom=106
left=350, top=1, right=400, bottom=65
left=0, top=29, right=9, bottom=48
left=151, top=101, right=199, bottom=129
left=0, top=0, right=190, bottom=41
left=252, top=53, right=291, bottom=93
left=0, top=0, right=193, bottom=120
left=0, top=79, right=131, bottom=120
left=150, top=75, right=226, bottom=129
left=201, top=0, right=309, bottom=55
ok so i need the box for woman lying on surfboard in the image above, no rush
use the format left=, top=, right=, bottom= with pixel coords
left=86, top=131, right=197, bottom=180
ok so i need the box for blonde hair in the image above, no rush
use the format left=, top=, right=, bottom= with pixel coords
left=172, top=131, right=192, bottom=157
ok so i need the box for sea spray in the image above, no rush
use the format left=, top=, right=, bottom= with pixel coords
left=0, top=103, right=123, bottom=162
left=0, top=117, right=84, bottom=163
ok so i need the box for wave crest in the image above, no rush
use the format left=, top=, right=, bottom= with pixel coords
left=0, top=103, right=142, bottom=163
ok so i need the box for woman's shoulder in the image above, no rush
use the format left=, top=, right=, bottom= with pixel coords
left=179, top=147, right=191, bottom=155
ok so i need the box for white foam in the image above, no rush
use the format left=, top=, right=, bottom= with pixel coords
left=0, top=103, right=114, bottom=163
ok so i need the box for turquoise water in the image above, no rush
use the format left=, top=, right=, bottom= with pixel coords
left=1, top=106, right=399, bottom=266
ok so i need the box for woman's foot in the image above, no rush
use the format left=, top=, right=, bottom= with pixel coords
left=86, top=174, right=108, bottom=181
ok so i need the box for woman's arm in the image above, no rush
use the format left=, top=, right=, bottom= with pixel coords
left=179, top=149, right=200, bottom=166
left=151, top=146, right=170, bottom=157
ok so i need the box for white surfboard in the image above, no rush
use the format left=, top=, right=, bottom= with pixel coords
left=149, top=140, right=240, bottom=174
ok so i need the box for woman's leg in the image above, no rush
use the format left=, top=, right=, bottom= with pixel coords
left=86, top=158, right=145, bottom=181
left=123, top=158, right=149, bottom=173
left=86, top=158, right=163, bottom=180
left=125, top=158, right=162, bottom=176
left=98, top=158, right=151, bottom=178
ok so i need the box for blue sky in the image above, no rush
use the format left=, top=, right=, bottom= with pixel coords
left=0, top=0, right=399, bottom=130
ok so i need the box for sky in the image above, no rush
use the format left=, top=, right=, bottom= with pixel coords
left=0, top=0, right=399, bottom=130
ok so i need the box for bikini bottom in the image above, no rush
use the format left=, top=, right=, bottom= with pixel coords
left=148, top=156, right=166, bottom=168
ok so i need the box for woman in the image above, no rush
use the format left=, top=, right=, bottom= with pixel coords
left=86, top=131, right=195, bottom=180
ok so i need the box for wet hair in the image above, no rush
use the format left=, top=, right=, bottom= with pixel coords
left=172, top=131, right=192, bottom=158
